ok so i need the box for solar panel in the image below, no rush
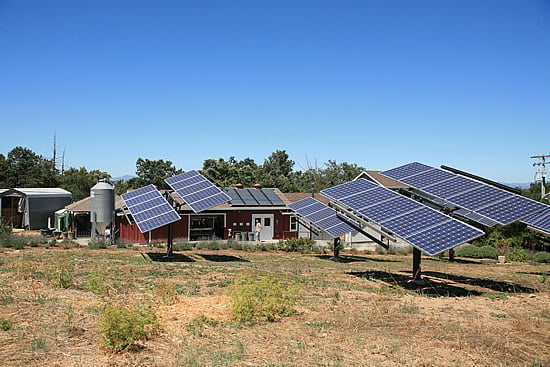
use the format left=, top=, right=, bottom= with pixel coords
left=263, top=189, right=286, bottom=206
left=121, top=184, right=180, bottom=233
left=381, top=162, right=549, bottom=226
left=321, top=179, right=484, bottom=255
left=288, top=197, right=357, bottom=238
left=165, top=170, right=231, bottom=213
left=454, top=208, right=498, bottom=227
left=249, top=189, right=272, bottom=206
left=523, top=208, right=550, bottom=234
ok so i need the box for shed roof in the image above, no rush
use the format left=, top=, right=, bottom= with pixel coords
left=1, top=188, right=72, bottom=198
left=66, top=195, right=124, bottom=212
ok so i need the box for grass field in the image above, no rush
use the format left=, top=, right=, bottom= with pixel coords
left=0, top=244, right=549, bottom=366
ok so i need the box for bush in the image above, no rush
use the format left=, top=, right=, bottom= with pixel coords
left=88, top=239, right=108, bottom=249
left=276, top=238, right=315, bottom=253
left=85, top=264, right=109, bottom=295
left=456, top=244, right=479, bottom=258
left=533, top=252, right=550, bottom=263
left=0, top=218, right=12, bottom=236
left=0, top=317, right=13, bottom=331
left=507, top=247, right=528, bottom=262
left=154, top=279, right=178, bottom=305
left=478, top=245, right=498, bottom=259
left=99, top=304, right=159, bottom=353
left=227, top=273, right=300, bottom=323
left=172, top=241, right=193, bottom=251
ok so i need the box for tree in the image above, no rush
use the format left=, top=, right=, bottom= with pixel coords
left=134, top=158, right=181, bottom=190
left=258, top=150, right=298, bottom=192
left=59, top=167, right=111, bottom=202
left=0, top=154, right=7, bottom=187
left=201, top=156, right=259, bottom=187
left=5, top=146, right=57, bottom=187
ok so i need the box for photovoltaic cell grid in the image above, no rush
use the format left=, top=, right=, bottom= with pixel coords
left=225, top=188, right=286, bottom=206
left=288, top=197, right=358, bottom=238
left=320, top=179, right=484, bottom=255
left=381, top=162, right=549, bottom=226
left=522, top=208, right=550, bottom=234
left=121, top=184, right=180, bottom=233
left=165, top=170, right=232, bottom=213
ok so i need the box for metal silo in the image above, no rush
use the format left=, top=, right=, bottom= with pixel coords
left=90, top=179, right=115, bottom=240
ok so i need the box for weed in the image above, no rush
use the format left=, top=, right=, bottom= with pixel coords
left=175, top=283, right=201, bottom=296
left=490, top=312, right=507, bottom=318
left=0, top=317, right=14, bottom=331
left=306, top=320, right=333, bottom=329
left=533, top=252, right=550, bottom=263
left=99, top=303, right=160, bottom=353
left=0, top=280, right=14, bottom=305
left=85, top=264, right=109, bottom=295
left=399, top=300, right=420, bottom=314
left=154, top=279, right=179, bottom=305
left=507, top=247, right=528, bottom=262
left=186, top=314, right=219, bottom=337
left=276, top=238, right=315, bottom=253
left=481, top=292, right=508, bottom=300
left=31, top=338, right=47, bottom=352
left=88, top=239, right=108, bottom=249
left=173, top=241, right=194, bottom=251
left=45, top=253, right=74, bottom=288
left=227, top=273, right=300, bottom=322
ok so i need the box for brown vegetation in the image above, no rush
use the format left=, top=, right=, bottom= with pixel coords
left=0, top=245, right=549, bottom=366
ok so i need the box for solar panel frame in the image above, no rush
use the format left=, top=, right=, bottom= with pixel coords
left=165, top=170, right=232, bottom=213
left=321, top=179, right=377, bottom=200
left=262, top=189, right=286, bottom=206
left=121, top=184, right=180, bottom=233
left=381, top=162, right=550, bottom=227
left=321, top=179, right=484, bottom=255
left=522, top=208, right=550, bottom=233
left=288, top=197, right=357, bottom=238
left=381, top=162, right=433, bottom=180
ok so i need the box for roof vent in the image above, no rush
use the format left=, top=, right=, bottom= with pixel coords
left=253, top=184, right=262, bottom=189
left=235, top=183, right=244, bottom=189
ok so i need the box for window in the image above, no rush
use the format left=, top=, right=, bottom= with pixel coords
left=264, top=218, right=271, bottom=226
left=290, top=216, right=298, bottom=231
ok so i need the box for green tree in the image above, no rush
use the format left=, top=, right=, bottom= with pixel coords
left=521, top=182, right=550, bottom=201
left=201, top=156, right=259, bottom=187
left=0, top=154, right=7, bottom=187
left=134, top=158, right=181, bottom=190
left=258, top=150, right=297, bottom=192
left=5, top=146, right=57, bottom=187
left=59, top=167, right=111, bottom=202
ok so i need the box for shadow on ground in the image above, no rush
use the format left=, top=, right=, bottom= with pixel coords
left=349, top=269, right=536, bottom=297
left=146, top=252, right=195, bottom=262
left=316, top=255, right=400, bottom=263
left=197, top=254, right=249, bottom=262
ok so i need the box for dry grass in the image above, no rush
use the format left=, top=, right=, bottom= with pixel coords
left=0, top=246, right=549, bottom=366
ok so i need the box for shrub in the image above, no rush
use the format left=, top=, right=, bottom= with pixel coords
left=506, top=247, right=528, bottom=262
left=85, top=264, right=109, bottom=295
left=173, top=241, right=193, bottom=251
left=533, top=252, right=550, bottom=263
left=456, top=244, right=479, bottom=258
left=478, top=245, right=498, bottom=259
left=88, top=239, right=108, bottom=249
left=46, top=254, right=74, bottom=288
left=99, top=304, right=159, bottom=353
left=227, top=273, right=300, bottom=323
left=276, top=238, right=315, bottom=253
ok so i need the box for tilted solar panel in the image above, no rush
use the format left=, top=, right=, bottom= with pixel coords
left=381, top=162, right=548, bottom=226
left=288, top=197, right=357, bottom=238
left=165, top=170, right=231, bottom=213
left=321, top=179, right=484, bottom=255
left=121, top=184, right=180, bottom=233
left=522, top=208, right=550, bottom=234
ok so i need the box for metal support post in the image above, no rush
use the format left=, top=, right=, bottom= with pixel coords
left=412, top=247, right=422, bottom=280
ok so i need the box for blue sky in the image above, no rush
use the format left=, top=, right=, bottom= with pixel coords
left=1, top=0, right=549, bottom=183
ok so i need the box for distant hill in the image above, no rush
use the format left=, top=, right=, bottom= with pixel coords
left=112, top=175, right=134, bottom=181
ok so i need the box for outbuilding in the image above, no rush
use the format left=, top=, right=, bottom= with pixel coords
left=0, top=188, right=72, bottom=230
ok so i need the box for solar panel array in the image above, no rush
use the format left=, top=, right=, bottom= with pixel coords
left=121, top=184, right=181, bottom=233
left=321, top=179, right=484, bottom=255
left=165, top=170, right=232, bottom=213
left=381, top=162, right=548, bottom=226
left=226, top=188, right=286, bottom=206
left=288, top=197, right=358, bottom=238
left=523, top=208, right=550, bottom=234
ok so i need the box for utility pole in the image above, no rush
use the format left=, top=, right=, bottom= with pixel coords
left=53, top=133, right=57, bottom=172
left=531, top=155, right=550, bottom=200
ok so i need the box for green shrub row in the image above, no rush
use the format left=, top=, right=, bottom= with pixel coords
left=456, top=245, right=498, bottom=259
